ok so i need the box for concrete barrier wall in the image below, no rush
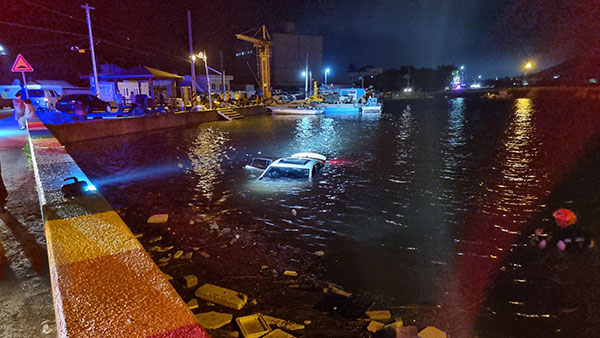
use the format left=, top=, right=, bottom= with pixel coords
left=27, top=120, right=209, bottom=338
left=46, top=105, right=269, bottom=144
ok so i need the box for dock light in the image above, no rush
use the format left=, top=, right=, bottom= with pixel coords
left=61, top=177, right=94, bottom=198
left=324, top=68, right=330, bottom=85
left=460, top=65, right=465, bottom=70
left=301, top=71, right=306, bottom=77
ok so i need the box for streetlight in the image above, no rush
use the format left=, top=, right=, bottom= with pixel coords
left=523, top=61, right=533, bottom=86
left=197, top=51, right=212, bottom=109
left=324, top=68, right=330, bottom=86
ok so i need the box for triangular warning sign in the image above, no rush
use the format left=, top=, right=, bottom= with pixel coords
left=11, top=54, right=34, bottom=72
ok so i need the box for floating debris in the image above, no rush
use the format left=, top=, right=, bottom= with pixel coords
left=263, top=315, right=305, bottom=331
left=313, top=251, right=325, bottom=257
left=149, top=236, right=163, bottom=243
left=187, top=298, right=198, bottom=310
left=365, top=310, right=391, bottom=321
left=148, top=214, right=169, bottom=223
left=263, top=329, right=295, bottom=338
left=250, top=299, right=258, bottom=306
left=283, top=270, right=298, bottom=277
left=418, top=326, right=447, bottom=338
left=134, top=233, right=144, bottom=238
left=163, top=273, right=173, bottom=281
left=194, top=311, right=233, bottom=330
left=260, top=265, right=269, bottom=270
left=210, top=221, right=219, bottom=230
left=174, top=250, right=184, bottom=259
left=236, top=314, right=271, bottom=338
left=195, top=283, right=248, bottom=310
left=148, top=246, right=173, bottom=253
left=159, top=257, right=170, bottom=263
left=182, top=252, right=193, bottom=259
left=199, top=251, right=211, bottom=258
left=184, top=275, right=198, bottom=288
left=367, top=320, right=385, bottom=333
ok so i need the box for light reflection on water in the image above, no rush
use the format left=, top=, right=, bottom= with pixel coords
left=65, top=98, right=600, bottom=337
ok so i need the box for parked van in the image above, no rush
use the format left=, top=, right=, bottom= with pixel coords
left=17, top=88, right=60, bottom=110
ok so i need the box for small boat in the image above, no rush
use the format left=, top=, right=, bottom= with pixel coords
left=359, top=97, right=382, bottom=113
left=244, top=158, right=273, bottom=173
left=322, top=103, right=360, bottom=114
left=269, top=105, right=324, bottom=115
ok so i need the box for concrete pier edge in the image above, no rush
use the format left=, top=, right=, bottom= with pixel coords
left=27, top=119, right=209, bottom=338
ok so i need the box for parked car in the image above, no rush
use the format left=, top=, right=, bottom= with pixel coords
left=258, top=157, right=324, bottom=181
left=17, top=89, right=59, bottom=110
left=56, top=94, right=112, bottom=113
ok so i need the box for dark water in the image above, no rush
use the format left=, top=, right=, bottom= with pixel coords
left=68, top=98, right=600, bottom=337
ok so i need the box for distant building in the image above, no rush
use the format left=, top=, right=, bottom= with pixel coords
left=271, top=33, right=323, bottom=89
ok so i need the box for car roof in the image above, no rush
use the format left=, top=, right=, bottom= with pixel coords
left=269, top=157, right=318, bottom=169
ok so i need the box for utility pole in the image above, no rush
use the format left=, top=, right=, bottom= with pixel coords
left=82, top=3, right=99, bottom=97
left=187, top=10, right=196, bottom=93
left=220, top=50, right=225, bottom=93
left=304, top=53, right=309, bottom=97
left=204, top=51, right=212, bottom=109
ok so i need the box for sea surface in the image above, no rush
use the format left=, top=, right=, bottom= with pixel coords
left=68, top=97, right=600, bottom=337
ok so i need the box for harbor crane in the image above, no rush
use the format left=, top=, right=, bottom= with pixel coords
left=236, top=25, right=272, bottom=99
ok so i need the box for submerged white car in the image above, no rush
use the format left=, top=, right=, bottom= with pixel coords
left=258, top=156, right=324, bottom=181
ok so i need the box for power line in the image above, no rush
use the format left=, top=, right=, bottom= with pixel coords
left=0, top=20, right=88, bottom=38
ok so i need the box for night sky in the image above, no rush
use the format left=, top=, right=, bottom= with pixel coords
left=1, top=0, right=598, bottom=83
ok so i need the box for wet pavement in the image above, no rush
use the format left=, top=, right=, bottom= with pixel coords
left=0, top=111, right=55, bottom=337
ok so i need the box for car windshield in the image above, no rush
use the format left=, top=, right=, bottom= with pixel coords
left=260, top=167, right=310, bottom=180
left=23, top=90, right=44, bottom=97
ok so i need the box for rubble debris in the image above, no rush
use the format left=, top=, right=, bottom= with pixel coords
left=236, top=314, right=271, bottom=338
left=327, top=286, right=352, bottom=297
left=199, top=251, right=211, bottom=258
left=367, top=321, right=385, bottom=333
left=263, top=329, right=295, bottom=338
left=263, top=315, right=305, bottom=331
left=184, top=275, right=198, bottom=288
left=194, top=311, right=233, bottom=330
left=148, top=245, right=173, bottom=252
left=187, top=298, right=199, bottom=310
left=163, top=273, right=173, bottom=281
left=384, top=319, right=404, bottom=330
left=174, top=250, right=184, bottom=259
left=148, top=214, right=169, bottom=223
left=250, top=299, right=258, bottom=306
left=313, top=250, right=325, bottom=257
left=149, top=236, right=163, bottom=243
left=260, top=265, right=269, bottom=270
left=182, top=252, right=193, bottom=259
left=303, top=320, right=311, bottom=325
left=366, top=310, right=392, bottom=321
left=223, top=331, right=239, bottom=337
left=159, top=257, right=170, bottom=263
left=210, top=221, right=219, bottom=230
left=195, top=283, right=248, bottom=310
left=193, top=247, right=200, bottom=251
left=283, top=270, right=298, bottom=277
left=134, top=233, right=144, bottom=238
left=418, top=326, right=446, bottom=338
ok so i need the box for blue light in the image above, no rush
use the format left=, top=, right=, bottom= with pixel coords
left=301, top=71, right=306, bottom=77
left=85, top=184, right=97, bottom=191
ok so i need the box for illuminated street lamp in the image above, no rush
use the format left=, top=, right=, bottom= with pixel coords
left=523, top=61, right=533, bottom=86
left=197, top=51, right=212, bottom=109
left=325, top=68, right=331, bottom=86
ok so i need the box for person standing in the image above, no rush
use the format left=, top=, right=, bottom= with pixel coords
left=13, top=93, right=25, bottom=126
left=115, top=89, right=124, bottom=112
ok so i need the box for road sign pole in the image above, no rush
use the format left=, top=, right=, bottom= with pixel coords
left=21, top=72, right=28, bottom=99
